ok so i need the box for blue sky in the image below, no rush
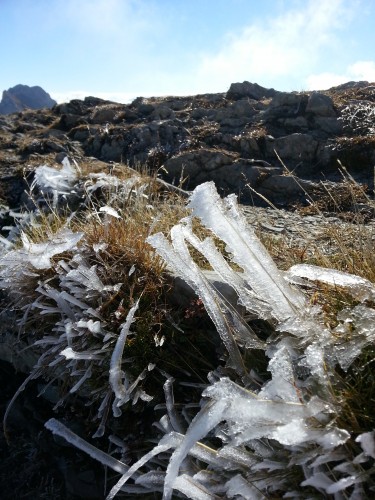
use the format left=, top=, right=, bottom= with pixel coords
left=1, top=0, right=375, bottom=103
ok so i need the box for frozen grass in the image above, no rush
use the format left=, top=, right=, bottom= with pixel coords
left=0, top=158, right=374, bottom=498
left=0, top=160, right=217, bottom=438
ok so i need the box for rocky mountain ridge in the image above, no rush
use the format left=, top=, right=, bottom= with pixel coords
left=0, top=80, right=374, bottom=210
left=0, top=84, right=56, bottom=115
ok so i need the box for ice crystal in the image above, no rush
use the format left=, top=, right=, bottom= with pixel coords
left=288, top=263, right=375, bottom=302
left=0, top=228, right=83, bottom=272
left=187, top=182, right=306, bottom=322
left=99, top=205, right=122, bottom=218
left=32, top=157, right=77, bottom=195
left=356, top=431, right=375, bottom=459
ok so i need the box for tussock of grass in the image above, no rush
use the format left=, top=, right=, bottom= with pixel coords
left=1, top=161, right=221, bottom=435
left=1, top=157, right=375, bottom=498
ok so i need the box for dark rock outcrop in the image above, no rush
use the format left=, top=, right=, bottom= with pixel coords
left=0, top=84, right=56, bottom=115
left=0, top=80, right=374, bottom=209
left=226, top=81, right=277, bottom=100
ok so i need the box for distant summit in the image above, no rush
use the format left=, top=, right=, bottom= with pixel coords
left=0, top=84, right=56, bottom=114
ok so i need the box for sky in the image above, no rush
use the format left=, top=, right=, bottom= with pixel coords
left=1, top=0, right=375, bottom=104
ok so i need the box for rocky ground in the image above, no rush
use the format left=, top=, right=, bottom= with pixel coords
left=0, top=358, right=108, bottom=499
left=0, top=79, right=375, bottom=211
left=0, top=80, right=375, bottom=499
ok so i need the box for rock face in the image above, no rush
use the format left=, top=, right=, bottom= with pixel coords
left=0, top=84, right=56, bottom=114
left=0, top=80, right=374, bottom=208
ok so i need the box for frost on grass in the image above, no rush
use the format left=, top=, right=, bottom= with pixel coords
left=0, top=164, right=161, bottom=437
left=1, top=239, right=153, bottom=429
left=0, top=228, right=83, bottom=271
left=339, top=100, right=375, bottom=136
left=0, top=228, right=84, bottom=298
left=7, top=177, right=374, bottom=498
left=31, top=157, right=78, bottom=207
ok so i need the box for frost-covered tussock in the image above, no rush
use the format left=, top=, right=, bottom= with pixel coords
left=339, top=101, right=375, bottom=136
left=0, top=161, right=166, bottom=435
left=1, top=165, right=374, bottom=498
left=0, top=247, right=155, bottom=431
left=40, top=181, right=375, bottom=498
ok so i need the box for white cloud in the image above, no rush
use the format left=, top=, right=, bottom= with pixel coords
left=195, top=0, right=355, bottom=91
left=58, top=0, right=152, bottom=36
left=349, top=61, right=375, bottom=80
left=305, top=73, right=349, bottom=90
left=63, top=0, right=123, bottom=33
left=306, top=60, right=375, bottom=90
left=43, top=0, right=159, bottom=57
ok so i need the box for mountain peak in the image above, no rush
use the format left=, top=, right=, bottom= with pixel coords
left=0, top=84, right=56, bottom=114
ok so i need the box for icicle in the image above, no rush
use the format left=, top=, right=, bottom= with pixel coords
left=301, top=472, right=334, bottom=492
left=259, top=342, right=300, bottom=402
left=59, top=291, right=92, bottom=311
left=76, top=319, right=102, bottom=335
left=333, top=305, right=375, bottom=370
left=0, top=229, right=83, bottom=277
left=92, top=391, right=112, bottom=438
left=109, top=300, right=140, bottom=405
left=173, top=474, right=216, bottom=499
left=0, top=234, right=13, bottom=249
left=45, top=418, right=129, bottom=474
left=134, top=471, right=165, bottom=490
left=125, top=366, right=153, bottom=405
left=70, top=366, right=92, bottom=393
left=3, top=369, right=42, bottom=439
left=65, top=263, right=106, bottom=293
left=32, top=159, right=77, bottom=195
left=180, top=218, right=270, bottom=321
left=188, top=182, right=306, bottom=321
left=226, top=474, right=264, bottom=500
left=218, top=446, right=257, bottom=469
left=326, top=476, right=360, bottom=494
left=179, top=219, right=267, bottom=342
left=147, top=229, right=247, bottom=376
left=287, top=263, right=375, bottom=302
left=356, top=431, right=375, bottom=459
left=163, top=399, right=229, bottom=500
left=163, top=377, right=185, bottom=433
left=28, top=229, right=83, bottom=269
left=106, top=433, right=182, bottom=500
left=60, top=347, right=102, bottom=360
